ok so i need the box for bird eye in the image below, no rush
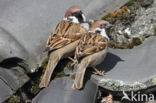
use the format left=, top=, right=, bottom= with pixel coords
left=100, top=24, right=107, bottom=29
left=100, top=24, right=103, bottom=29
left=53, top=34, right=57, bottom=36
left=104, top=24, right=107, bottom=26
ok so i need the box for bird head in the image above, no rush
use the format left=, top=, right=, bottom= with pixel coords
left=89, top=20, right=113, bottom=40
left=63, top=6, right=87, bottom=24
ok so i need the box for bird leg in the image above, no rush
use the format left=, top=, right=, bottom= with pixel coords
left=67, top=57, right=77, bottom=67
left=91, top=66, right=104, bottom=76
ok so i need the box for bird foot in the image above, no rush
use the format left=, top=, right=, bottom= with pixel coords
left=67, top=57, right=78, bottom=67
left=92, top=67, right=104, bottom=76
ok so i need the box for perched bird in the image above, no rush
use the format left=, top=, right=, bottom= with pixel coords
left=72, top=20, right=113, bottom=89
left=39, top=6, right=89, bottom=88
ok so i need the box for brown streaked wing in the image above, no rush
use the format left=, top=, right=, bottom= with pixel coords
left=46, top=21, right=86, bottom=51
left=76, top=33, right=108, bottom=59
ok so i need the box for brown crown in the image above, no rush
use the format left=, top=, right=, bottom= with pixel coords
left=89, top=20, right=109, bottom=32
left=64, top=6, right=81, bottom=18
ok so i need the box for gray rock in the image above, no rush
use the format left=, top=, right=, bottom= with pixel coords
left=107, top=0, right=156, bottom=48
left=0, top=67, right=29, bottom=102
left=0, top=67, right=29, bottom=91
left=91, top=37, right=156, bottom=92
left=32, top=77, right=98, bottom=103
left=0, top=79, right=13, bottom=103
left=140, top=0, right=154, bottom=7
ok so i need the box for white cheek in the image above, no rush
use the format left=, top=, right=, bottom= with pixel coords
left=63, top=17, right=67, bottom=21
left=68, top=16, right=79, bottom=23
left=101, top=29, right=110, bottom=41
left=82, top=14, right=86, bottom=22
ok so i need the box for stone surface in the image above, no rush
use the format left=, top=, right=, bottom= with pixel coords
left=0, top=67, right=29, bottom=91
left=0, top=0, right=129, bottom=102
left=2, top=0, right=156, bottom=102
left=103, top=0, right=156, bottom=49
left=0, top=79, right=13, bottom=103
left=140, top=0, right=154, bottom=7
left=0, top=67, right=29, bottom=102
left=91, top=37, right=156, bottom=92
left=32, top=77, right=98, bottom=103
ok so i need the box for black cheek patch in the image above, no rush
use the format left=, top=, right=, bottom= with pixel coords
left=71, top=12, right=83, bottom=23
left=95, top=30, right=101, bottom=34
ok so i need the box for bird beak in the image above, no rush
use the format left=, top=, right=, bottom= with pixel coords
left=106, top=24, right=114, bottom=29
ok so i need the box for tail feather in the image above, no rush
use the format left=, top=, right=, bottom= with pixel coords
left=72, top=59, right=89, bottom=89
left=39, top=52, right=61, bottom=88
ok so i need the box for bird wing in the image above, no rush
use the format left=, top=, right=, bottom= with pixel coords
left=75, top=33, right=108, bottom=59
left=46, top=21, right=86, bottom=51
left=39, top=21, right=87, bottom=88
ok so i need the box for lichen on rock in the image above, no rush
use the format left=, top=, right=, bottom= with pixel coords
left=101, top=0, right=156, bottom=49
left=5, top=95, right=21, bottom=103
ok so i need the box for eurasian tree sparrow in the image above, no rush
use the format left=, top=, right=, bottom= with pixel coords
left=72, top=20, right=113, bottom=89
left=39, top=6, right=89, bottom=88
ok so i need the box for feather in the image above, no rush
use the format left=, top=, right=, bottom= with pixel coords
left=39, top=20, right=87, bottom=88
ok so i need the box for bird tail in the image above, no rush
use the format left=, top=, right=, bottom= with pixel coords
left=39, top=52, right=61, bottom=88
left=72, top=59, right=89, bottom=89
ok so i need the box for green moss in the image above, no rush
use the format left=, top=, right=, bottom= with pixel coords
left=41, top=57, right=48, bottom=69
left=101, top=15, right=112, bottom=23
left=40, top=57, right=48, bottom=79
left=30, top=81, right=40, bottom=95
left=102, top=1, right=137, bottom=25
left=132, top=37, right=143, bottom=46
left=70, top=74, right=76, bottom=80
left=153, top=26, right=156, bottom=35
left=109, top=41, right=134, bottom=49
left=54, top=71, right=66, bottom=79
left=5, top=95, right=20, bottom=103
left=125, top=0, right=137, bottom=7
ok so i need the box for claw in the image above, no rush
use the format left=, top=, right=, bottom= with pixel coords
left=67, top=57, right=78, bottom=67
left=91, top=66, right=104, bottom=76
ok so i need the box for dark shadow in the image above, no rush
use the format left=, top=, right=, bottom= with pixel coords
left=83, top=52, right=124, bottom=89
left=97, top=52, right=124, bottom=72
left=0, top=57, right=24, bottom=68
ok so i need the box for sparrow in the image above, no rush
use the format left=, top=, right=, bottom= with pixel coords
left=39, top=6, right=89, bottom=88
left=72, top=20, right=113, bottom=89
